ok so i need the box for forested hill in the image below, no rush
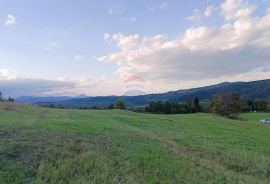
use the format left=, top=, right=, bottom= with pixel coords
left=23, top=79, right=270, bottom=107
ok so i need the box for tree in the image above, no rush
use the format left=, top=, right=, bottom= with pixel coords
left=0, top=92, right=3, bottom=101
left=193, top=97, right=201, bottom=112
left=228, top=93, right=241, bottom=118
left=211, top=93, right=241, bottom=118
left=7, top=97, right=14, bottom=102
left=267, top=102, right=270, bottom=112
left=107, top=103, right=115, bottom=109
left=116, top=99, right=126, bottom=109
left=49, top=104, right=55, bottom=108
left=253, top=100, right=268, bottom=112
left=247, top=99, right=254, bottom=112
left=146, top=101, right=189, bottom=114
left=164, top=101, right=171, bottom=114
left=79, top=106, right=88, bottom=110
left=186, top=96, right=193, bottom=113
left=211, top=94, right=228, bottom=116
left=56, top=104, right=64, bottom=109
left=91, top=106, right=100, bottom=110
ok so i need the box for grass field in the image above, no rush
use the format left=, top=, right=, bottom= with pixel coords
left=1, top=104, right=270, bottom=184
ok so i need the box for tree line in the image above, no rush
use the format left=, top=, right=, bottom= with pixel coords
left=133, top=93, right=270, bottom=118
left=0, top=92, right=14, bottom=102
left=43, top=99, right=127, bottom=110
left=143, top=97, right=201, bottom=114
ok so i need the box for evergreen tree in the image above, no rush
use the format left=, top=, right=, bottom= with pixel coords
left=193, top=97, right=201, bottom=112
left=186, top=96, right=193, bottom=113
left=247, top=99, right=254, bottom=112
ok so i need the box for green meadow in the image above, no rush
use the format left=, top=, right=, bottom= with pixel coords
left=1, top=104, right=270, bottom=184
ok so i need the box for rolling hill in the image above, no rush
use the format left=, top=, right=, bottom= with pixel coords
left=28, top=79, right=270, bottom=108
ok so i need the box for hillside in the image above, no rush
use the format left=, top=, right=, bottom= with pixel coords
left=33, top=79, right=270, bottom=108
left=1, top=105, right=270, bottom=183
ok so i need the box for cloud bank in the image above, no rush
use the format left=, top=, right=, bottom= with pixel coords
left=0, top=69, right=113, bottom=97
left=99, top=0, right=270, bottom=92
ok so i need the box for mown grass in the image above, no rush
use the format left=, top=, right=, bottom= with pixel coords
left=1, top=104, right=270, bottom=183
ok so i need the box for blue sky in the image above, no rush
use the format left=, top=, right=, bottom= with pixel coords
left=0, top=0, right=270, bottom=97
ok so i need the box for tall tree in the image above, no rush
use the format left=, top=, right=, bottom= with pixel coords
left=228, top=93, right=241, bottom=118
left=247, top=99, right=254, bottom=112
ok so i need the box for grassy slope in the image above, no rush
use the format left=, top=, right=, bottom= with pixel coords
left=1, top=105, right=270, bottom=184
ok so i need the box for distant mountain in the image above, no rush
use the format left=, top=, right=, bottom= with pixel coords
left=76, top=94, right=88, bottom=98
left=29, top=79, right=270, bottom=107
left=16, top=94, right=88, bottom=104
left=16, top=96, right=74, bottom=104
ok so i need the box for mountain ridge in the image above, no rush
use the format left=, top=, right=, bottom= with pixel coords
left=19, top=79, right=270, bottom=108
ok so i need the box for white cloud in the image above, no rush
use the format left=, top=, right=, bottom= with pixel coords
left=5, top=14, right=16, bottom=26
left=204, top=5, right=215, bottom=17
left=42, top=42, right=57, bottom=50
left=221, top=0, right=256, bottom=20
left=74, top=54, right=83, bottom=61
left=187, top=9, right=201, bottom=22
left=0, top=69, right=16, bottom=80
left=99, top=0, right=270, bottom=93
left=160, top=3, right=168, bottom=9
left=104, top=33, right=111, bottom=43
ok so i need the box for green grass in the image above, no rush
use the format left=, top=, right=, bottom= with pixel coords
left=1, top=105, right=270, bottom=183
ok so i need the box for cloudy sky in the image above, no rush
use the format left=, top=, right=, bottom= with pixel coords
left=0, top=0, right=270, bottom=97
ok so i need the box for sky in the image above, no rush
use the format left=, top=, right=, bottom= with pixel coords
left=0, top=0, right=270, bottom=97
